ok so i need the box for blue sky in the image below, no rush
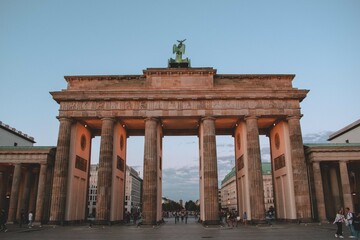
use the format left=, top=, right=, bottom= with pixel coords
left=1, top=0, right=359, bottom=202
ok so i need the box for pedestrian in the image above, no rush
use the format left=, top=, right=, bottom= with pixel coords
left=345, top=207, right=356, bottom=238
left=133, top=211, right=138, bottom=225
left=225, top=211, right=230, bottom=226
left=28, top=211, right=33, bottom=228
left=185, top=211, right=188, bottom=224
left=242, top=211, right=247, bottom=225
left=229, top=211, right=235, bottom=227
left=352, top=212, right=360, bottom=240
left=0, top=209, right=8, bottom=232
left=334, top=207, right=345, bottom=238
left=235, top=211, right=240, bottom=227
left=266, top=206, right=275, bottom=225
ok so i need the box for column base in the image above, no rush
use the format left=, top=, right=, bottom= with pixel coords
left=202, top=220, right=221, bottom=225
left=248, top=219, right=268, bottom=225
left=273, top=218, right=315, bottom=224
left=140, top=219, right=164, bottom=226
left=33, top=221, right=45, bottom=227
left=48, top=220, right=66, bottom=226
left=92, top=220, right=112, bottom=225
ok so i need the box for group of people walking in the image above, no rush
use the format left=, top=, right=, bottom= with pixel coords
left=221, top=210, right=247, bottom=227
left=333, top=207, right=360, bottom=239
left=124, top=211, right=140, bottom=225
left=174, top=211, right=189, bottom=224
left=0, top=209, right=34, bottom=233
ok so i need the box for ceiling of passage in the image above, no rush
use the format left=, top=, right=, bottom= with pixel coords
left=79, top=116, right=279, bottom=136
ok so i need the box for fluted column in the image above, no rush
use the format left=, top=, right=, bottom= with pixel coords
left=330, top=167, right=341, bottom=209
left=245, top=116, right=265, bottom=221
left=287, top=115, right=311, bottom=220
left=339, top=161, right=353, bottom=210
left=19, top=168, right=32, bottom=220
left=50, top=117, right=72, bottom=223
left=29, top=171, right=38, bottom=216
left=96, top=117, right=115, bottom=223
left=0, top=172, right=5, bottom=209
left=201, top=117, right=219, bottom=224
left=35, top=163, right=48, bottom=223
left=312, top=161, right=326, bottom=221
left=142, top=118, right=159, bottom=225
left=8, top=163, right=22, bottom=222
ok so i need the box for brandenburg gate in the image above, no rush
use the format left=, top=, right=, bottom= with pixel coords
left=49, top=42, right=311, bottom=225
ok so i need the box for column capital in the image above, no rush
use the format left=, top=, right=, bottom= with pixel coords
left=56, top=117, right=73, bottom=123
left=101, top=117, right=115, bottom=122
left=144, top=117, right=160, bottom=122
left=201, top=116, right=215, bottom=122
left=244, top=115, right=258, bottom=121
left=312, top=161, right=320, bottom=166
left=339, top=160, right=350, bottom=164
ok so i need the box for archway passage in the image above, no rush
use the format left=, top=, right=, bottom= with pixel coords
left=49, top=67, right=311, bottom=224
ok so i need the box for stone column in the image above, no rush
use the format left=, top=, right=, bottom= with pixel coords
left=201, top=117, right=219, bottom=224
left=43, top=164, right=55, bottom=222
left=312, top=161, right=326, bottom=221
left=96, top=117, right=115, bottom=223
left=142, top=118, right=159, bottom=225
left=0, top=172, right=10, bottom=214
left=339, top=161, right=353, bottom=210
left=35, top=163, right=48, bottom=223
left=0, top=172, right=6, bottom=211
left=245, top=116, right=265, bottom=221
left=287, top=115, right=311, bottom=220
left=19, top=168, right=32, bottom=219
left=29, top=171, right=38, bottom=214
left=8, top=163, right=22, bottom=223
left=50, top=117, right=72, bottom=223
left=330, top=167, right=341, bottom=209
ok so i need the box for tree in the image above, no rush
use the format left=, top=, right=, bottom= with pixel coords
left=162, top=200, right=182, bottom=212
left=185, top=200, right=199, bottom=211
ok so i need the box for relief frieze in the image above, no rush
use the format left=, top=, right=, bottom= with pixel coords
left=182, top=101, right=191, bottom=109
left=140, top=101, right=147, bottom=109
left=125, top=101, right=133, bottom=109
left=198, top=100, right=206, bottom=109
left=110, top=102, right=120, bottom=109
left=60, top=99, right=296, bottom=112
left=168, top=101, right=179, bottom=109
left=96, top=102, right=105, bottom=110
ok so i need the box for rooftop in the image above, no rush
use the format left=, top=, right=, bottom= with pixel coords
left=221, top=162, right=272, bottom=185
left=328, top=119, right=360, bottom=141
left=0, top=121, right=35, bottom=143
left=304, top=143, right=360, bottom=148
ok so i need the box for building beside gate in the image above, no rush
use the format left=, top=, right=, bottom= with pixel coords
left=0, top=121, right=36, bottom=147
left=88, top=164, right=99, bottom=217
left=220, top=167, right=237, bottom=211
left=88, top=164, right=142, bottom=216
left=220, top=163, right=273, bottom=212
left=305, top=119, right=360, bottom=221
left=0, top=121, right=55, bottom=224
left=124, top=165, right=142, bottom=213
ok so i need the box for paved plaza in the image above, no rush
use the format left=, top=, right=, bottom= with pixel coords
left=0, top=217, right=349, bottom=240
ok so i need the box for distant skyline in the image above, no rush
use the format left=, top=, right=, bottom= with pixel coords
left=1, top=0, right=359, bottom=202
